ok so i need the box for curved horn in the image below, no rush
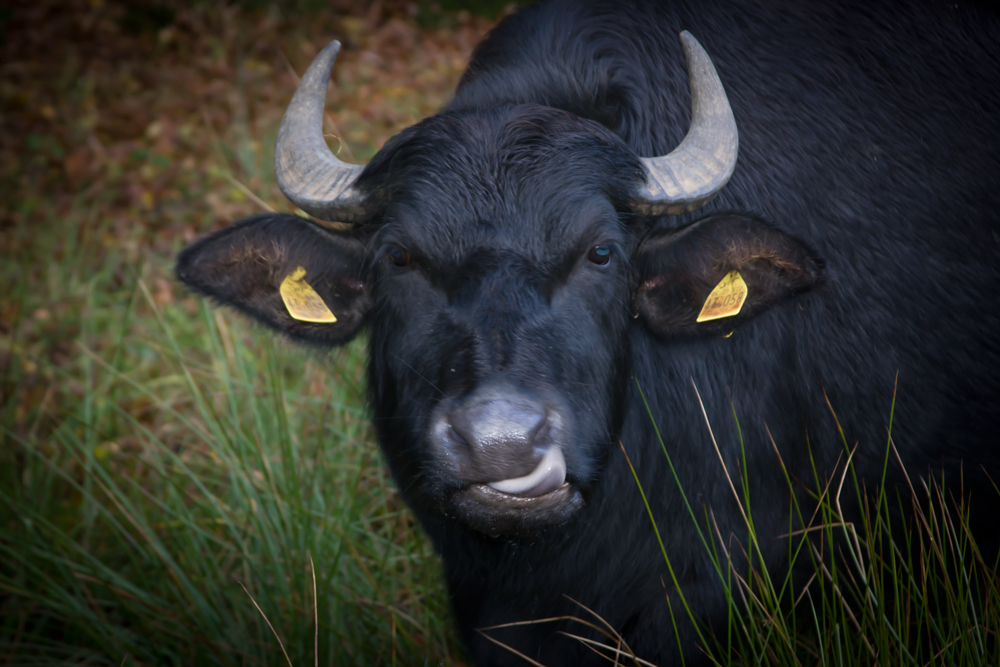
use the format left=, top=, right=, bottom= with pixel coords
left=632, top=31, right=739, bottom=216
left=274, top=40, right=373, bottom=222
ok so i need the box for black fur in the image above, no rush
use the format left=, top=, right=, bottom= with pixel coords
left=177, top=0, right=1000, bottom=664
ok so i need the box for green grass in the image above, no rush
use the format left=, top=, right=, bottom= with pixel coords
left=0, top=262, right=462, bottom=665
left=608, top=380, right=1000, bottom=667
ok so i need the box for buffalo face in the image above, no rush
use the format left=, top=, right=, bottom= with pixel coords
left=360, top=106, right=642, bottom=534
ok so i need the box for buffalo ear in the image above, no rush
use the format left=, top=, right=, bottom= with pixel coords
left=176, top=213, right=371, bottom=345
left=633, top=214, right=823, bottom=338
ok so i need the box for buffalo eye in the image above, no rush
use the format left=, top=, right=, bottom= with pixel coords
left=389, top=247, right=411, bottom=267
left=587, top=245, right=612, bottom=266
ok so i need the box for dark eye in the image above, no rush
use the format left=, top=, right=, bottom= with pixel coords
left=389, top=247, right=411, bottom=267
left=587, top=245, right=612, bottom=266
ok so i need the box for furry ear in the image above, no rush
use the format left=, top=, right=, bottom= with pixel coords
left=176, top=213, right=371, bottom=345
left=633, top=214, right=823, bottom=338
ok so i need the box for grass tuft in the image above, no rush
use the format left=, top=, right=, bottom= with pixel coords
left=1, top=285, right=463, bottom=664
left=628, top=379, right=1000, bottom=667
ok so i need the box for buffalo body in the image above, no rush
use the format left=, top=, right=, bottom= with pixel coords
left=177, top=0, right=1000, bottom=664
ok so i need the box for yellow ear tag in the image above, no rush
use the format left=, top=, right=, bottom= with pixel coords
left=279, top=267, right=337, bottom=323
left=696, top=270, right=748, bottom=323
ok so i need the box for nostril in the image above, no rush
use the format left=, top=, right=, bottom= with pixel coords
left=530, top=418, right=551, bottom=444
left=448, top=424, right=472, bottom=450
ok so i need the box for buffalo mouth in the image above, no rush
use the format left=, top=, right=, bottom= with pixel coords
left=448, top=448, right=585, bottom=536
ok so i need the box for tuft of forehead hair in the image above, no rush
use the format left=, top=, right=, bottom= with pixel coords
left=358, top=103, right=646, bottom=219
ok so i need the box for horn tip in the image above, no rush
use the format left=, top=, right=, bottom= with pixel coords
left=678, top=30, right=705, bottom=56
left=318, top=40, right=343, bottom=60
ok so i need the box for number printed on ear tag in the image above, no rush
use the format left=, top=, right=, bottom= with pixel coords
left=697, top=270, right=748, bottom=323
left=279, top=267, right=337, bottom=323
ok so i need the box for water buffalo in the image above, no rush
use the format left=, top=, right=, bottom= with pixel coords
left=176, top=0, right=1000, bottom=663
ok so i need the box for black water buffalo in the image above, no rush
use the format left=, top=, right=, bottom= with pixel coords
left=176, top=0, right=1000, bottom=663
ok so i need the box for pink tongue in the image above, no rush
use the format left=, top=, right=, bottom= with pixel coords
left=488, top=448, right=566, bottom=497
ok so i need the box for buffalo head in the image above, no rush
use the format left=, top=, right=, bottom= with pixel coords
left=176, top=33, right=821, bottom=536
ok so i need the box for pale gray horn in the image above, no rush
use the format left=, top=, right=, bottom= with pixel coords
left=632, top=31, right=739, bottom=216
left=274, top=40, right=373, bottom=222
